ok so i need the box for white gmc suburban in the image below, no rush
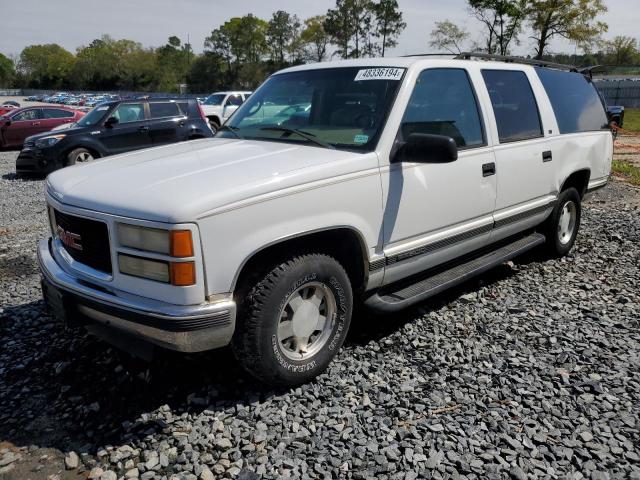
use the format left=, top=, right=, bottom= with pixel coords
left=200, top=91, right=252, bottom=131
left=38, top=55, right=613, bottom=386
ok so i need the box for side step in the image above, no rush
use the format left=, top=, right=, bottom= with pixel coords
left=365, top=233, right=545, bottom=313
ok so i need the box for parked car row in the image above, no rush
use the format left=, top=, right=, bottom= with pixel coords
left=15, top=98, right=213, bottom=174
left=25, top=92, right=122, bottom=107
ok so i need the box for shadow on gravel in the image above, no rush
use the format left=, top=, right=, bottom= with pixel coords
left=1, top=172, right=45, bottom=181
left=0, top=251, right=539, bottom=456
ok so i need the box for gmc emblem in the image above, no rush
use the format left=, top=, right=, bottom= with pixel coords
left=56, top=225, right=83, bottom=251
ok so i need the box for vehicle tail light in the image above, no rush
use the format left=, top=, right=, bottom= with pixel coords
left=198, top=103, right=207, bottom=121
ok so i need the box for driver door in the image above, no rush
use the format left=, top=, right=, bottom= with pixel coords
left=222, top=94, right=243, bottom=120
left=380, top=68, right=497, bottom=284
left=98, top=102, right=151, bottom=155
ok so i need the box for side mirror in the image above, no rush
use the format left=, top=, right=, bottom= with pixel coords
left=3, top=120, right=10, bottom=127
left=105, top=116, right=119, bottom=127
left=394, top=133, right=458, bottom=164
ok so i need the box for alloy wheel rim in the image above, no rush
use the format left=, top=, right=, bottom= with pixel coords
left=76, top=151, right=93, bottom=163
left=557, top=200, right=576, bottom=245
left=276, top=281, right=337, bottom=361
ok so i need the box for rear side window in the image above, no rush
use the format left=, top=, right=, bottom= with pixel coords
left=43, top=109, right=75, bottom=119
left=226, top=95, right=243, bottom=106
left=401, top=68, right=485, bottom=148
left=482, top=70, right=543, bottom=143
left=535, top=68, right=608, bottom=134
left=149, top=102, right=180, bottom=118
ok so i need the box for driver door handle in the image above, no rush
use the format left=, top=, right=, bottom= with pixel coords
left=31, top=122, right=40, bottom=126
left=138, top=126, right=149, bottom=132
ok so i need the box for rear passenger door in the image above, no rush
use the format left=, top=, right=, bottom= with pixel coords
left=42, top=108, right=76, bottom=130
left=148, top=101, right=187, bottom=145
left=480, top=69, right=556, bottom=242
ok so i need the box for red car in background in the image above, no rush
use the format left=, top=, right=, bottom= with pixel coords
left=0, top=104, right=18, bottom=116
left=0, top=106, right=85, bottom=148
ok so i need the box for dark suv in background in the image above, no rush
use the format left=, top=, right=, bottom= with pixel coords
left=16, top=98, right=213, bottom=175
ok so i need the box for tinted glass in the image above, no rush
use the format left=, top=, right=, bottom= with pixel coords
left=149, top=102, right=180, bottom=118
left=535, top=67, right=608, bottom=134
left=204, top=94, right=225, bottom=106
left=482, top=70, right=543, bottom=142
left=77, top=104, right=111, bottom=126
left=226, top=95, right=243, bottom=106
left=12, top=109, right=41, bottom=121
left=401, top=68, right=484, bottom=148
left=43, top=109, right=74, bottom=119
left=112, top=103, right=145, bottom=123
left=224, top=67, right=404, bottom=152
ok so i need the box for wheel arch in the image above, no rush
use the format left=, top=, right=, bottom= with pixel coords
left=207, top=115, right=221, bottom=126
left=560, top=169, right=590, bottom=199
left=232, top=226, right=370, bottom=297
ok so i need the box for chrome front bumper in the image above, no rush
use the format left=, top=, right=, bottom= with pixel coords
left=37, top=238, right=236, bottom=353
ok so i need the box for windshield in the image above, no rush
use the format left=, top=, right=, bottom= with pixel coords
left=204, top=93, right=226, bottom=106
left=76, top=104, right=111, bottom=127
left=219, top=67, right=405, bottom=151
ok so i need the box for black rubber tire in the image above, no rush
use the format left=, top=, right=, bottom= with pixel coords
left=232, top=254, right=353, bottom=386
left=209, top=119, right=220, bottom=133
left=542, top=187, right=581, bottom=257
left=66, top=148, right=95, bottom=166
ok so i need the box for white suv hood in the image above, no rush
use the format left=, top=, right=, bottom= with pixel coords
left=46, top=138, right=364, bottom=223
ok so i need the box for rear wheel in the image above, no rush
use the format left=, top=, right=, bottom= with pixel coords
left=542, top=187, right=581, bottom=257
left=209, top=119, right=220, bottom=133
left=232, top=254, right=353, bottom=386
left=66, top=148, right=95, bottom=166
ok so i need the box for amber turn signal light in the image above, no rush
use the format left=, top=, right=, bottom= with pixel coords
left=170, top=230, right=194, bottom=257
left=170, top=262, right=196, bottom=286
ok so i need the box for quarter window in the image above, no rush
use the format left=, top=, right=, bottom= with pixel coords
left=226, top=95, right=243, bottom=107
left=149, top=102, right=180, bottom=118
left=400, top=69, right=484, bottom=148
left=482, top=70, right=543, bottom=143
left=535, top=67, right=608, bottom=134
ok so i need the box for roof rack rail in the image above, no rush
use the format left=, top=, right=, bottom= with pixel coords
left=455, top=52, right=579, bottom=72
left=401, top=53, right=457, bottom=58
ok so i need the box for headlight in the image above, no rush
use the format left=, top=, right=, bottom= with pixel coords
left=35, top=134, right=66, bottom=148
left=117, top=224, right=193, bottom=257
left=118, top=254, right=196, bottom=286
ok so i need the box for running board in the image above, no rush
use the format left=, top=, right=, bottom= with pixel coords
left=365, top=233, right=545, bottom=313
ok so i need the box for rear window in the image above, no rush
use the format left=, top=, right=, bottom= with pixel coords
left=482, top=70, right=543, bottom=143
left=535, top=68, right=608, bottom=134
left=149, top=102, right=180, bottom=118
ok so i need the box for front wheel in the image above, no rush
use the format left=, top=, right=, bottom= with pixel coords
left=542, top=187, right=581, bottom=257
left=232, top=254, right=353, bottom=386
left=66, top=148, right=95, bottom=166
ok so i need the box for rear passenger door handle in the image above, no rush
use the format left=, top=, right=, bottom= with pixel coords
left=482, top=162, right=496, bottom=177
left=542, top=150, right=553, bottom=162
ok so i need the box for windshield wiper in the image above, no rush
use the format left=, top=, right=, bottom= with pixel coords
left=260, top=126, right=335, bottom=150
left=217, top=124, right=244, bottom=139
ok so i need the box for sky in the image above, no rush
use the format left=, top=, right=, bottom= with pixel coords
left=1, top=0, right=638, bottom=59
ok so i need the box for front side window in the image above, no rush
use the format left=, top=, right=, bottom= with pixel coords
left=77, top=105, right=111, bottom=127
left=226, top=95, right=243, bottom=107
left=482, top=70, right=543, bottom=143
left=111, top=103, right=145, bottom=123
left=222, top=67, right=405, bottom=151
left=149, top=102, right=180, bottom=118
left=400, top=68, right=484, bottom=148
left=535, top=67, right=609, bottom=134
left=12, top=109, right=41, bottom=121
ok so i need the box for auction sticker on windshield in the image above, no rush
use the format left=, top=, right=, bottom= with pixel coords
left=354, top=68, right=405, bottom=81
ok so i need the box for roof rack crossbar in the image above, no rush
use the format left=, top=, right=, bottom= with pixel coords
left=401, top=53, right=457, bottom=57
left=455, top=52, right=578, bottom=72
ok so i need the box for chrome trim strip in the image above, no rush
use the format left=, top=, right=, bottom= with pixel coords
left=493, top=203, right=553, bottom=229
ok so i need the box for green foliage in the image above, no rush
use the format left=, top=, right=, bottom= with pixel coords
left=603, top=36, right=639, bottom=66
left=527, top=0, right=608, bottom=59
left=371, top=0, right=406, bottom=57
left=19, top=44, right=75, bottom=88
left=468, top=0, right=528, bottom=55
left=301, top=16, right=330, bottom=62
left=430, top=20, right=470, bottom=54
left=267, top=11, right=302, bottom=67
left=612, top=160, right=640, bottom=186
left=0, top=53, right=14, bottom=87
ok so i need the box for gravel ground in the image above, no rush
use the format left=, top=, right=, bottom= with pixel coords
left=1, top=149, right=639, bottom=480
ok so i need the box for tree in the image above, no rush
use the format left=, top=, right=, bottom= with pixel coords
left=0, top=53, right=14, bottom=87
left=371, top=0, right=406, bottom=57
left=429, top=20, right=470, bottom=54
left=18, top=44, right=75, bottom=88
left=187, top=52, right=227, bottom=93
left=267, top=10, right=301, bottom=66
left=468, top=0, right=527, bottom=55
left=325, top=0, right=375, bottom=58
left=301, top=16, right=331, bottom=62
left=603, top=36, right=638, bottom=65
left=527, top=0, right=608, bottom=59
